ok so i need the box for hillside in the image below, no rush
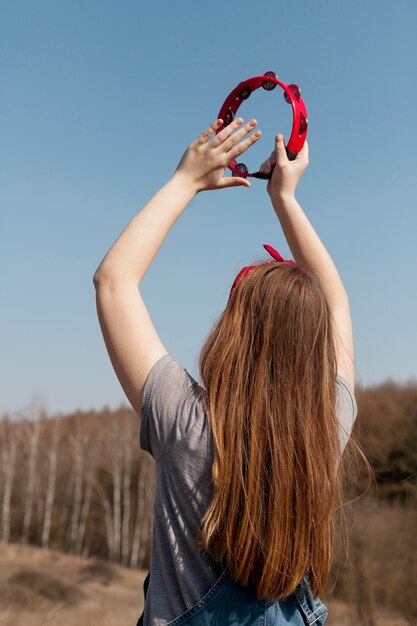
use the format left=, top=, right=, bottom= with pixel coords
left=0, top=543, right=145, bottom=626
left=0, top=543, right=409, bottom=626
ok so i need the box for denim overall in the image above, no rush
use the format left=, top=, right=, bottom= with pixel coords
left=137, top=567, right=328, bottom=626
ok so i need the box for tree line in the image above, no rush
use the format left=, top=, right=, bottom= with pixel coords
left=0, top=403, right=154, bottom=568
left=1, top=376, right=416, bottom=569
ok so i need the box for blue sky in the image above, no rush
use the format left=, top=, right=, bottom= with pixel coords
left=1, top=0, right=416, bottom=417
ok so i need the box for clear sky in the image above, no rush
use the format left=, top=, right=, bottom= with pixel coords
left=1, top=0, right=416, bottom=418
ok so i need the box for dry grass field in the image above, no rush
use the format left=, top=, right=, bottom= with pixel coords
left=0, top=543, right=410, bottom=626
left=0, top=543, right=145, bottom=626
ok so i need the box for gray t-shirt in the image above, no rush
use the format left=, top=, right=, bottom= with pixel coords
left=139, top=354, right=358, bottom=626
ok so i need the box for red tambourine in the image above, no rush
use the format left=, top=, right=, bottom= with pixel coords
left=216, top=71, right=308, bottom=180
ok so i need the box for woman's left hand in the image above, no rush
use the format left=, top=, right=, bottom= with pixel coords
left=173, top=117, right=261, bottom=193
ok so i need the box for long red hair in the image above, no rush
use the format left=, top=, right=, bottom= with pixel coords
left=195, top=260, right=356, bottom=600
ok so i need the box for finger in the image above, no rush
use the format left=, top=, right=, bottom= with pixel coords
left=260, top=160, right=271, bottom=174
left=220, top=118, right=257, bottom=152
left=260, top=152, right=276, bottom=174
left=198, top=119, right=223, bottom=144
left=275, top=134, right=288, bottom=165
left=227, top=128, right=262, bottom=161
left=219, top=176, right=251, bottom=189
left=210, top=116, right=244, bottom=148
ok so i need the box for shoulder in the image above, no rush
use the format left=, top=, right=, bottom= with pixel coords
left=141, top=354, right=203, bottom=411
left=336, top=372, right=358, bottom=418
left=140, top=354, right=206, bottom=459
left=336, top=372, right=358, bottom=451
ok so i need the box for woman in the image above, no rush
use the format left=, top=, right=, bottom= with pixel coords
left=93, top=116, right=358, bottom=625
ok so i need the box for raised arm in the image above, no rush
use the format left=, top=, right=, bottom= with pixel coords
left=93, top=117, right=261, bottom=415
left=260, top=135, right=354, bottom=390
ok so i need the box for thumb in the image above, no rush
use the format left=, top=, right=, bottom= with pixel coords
left=275, top=134, right=288, bottom=165
left=295, top=139, right=309, bottom=161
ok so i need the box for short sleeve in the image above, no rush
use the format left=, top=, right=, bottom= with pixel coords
left=336, top=373, right=358, bottom=452
left=139, top=354, right=203, bottom=460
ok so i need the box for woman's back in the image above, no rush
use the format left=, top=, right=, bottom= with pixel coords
left=138, top=354, right=358, bottom=626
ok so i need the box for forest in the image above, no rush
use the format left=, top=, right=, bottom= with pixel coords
left=1, top=377, right=416, bottom=623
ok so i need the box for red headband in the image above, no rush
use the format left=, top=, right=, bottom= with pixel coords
left=229, top=244, right=295, bottom=296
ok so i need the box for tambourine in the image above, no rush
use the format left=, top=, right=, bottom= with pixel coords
left=216, top=71, right=308, bottom=180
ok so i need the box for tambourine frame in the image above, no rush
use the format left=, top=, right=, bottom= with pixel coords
left=216, top=72, right=308, bottom=180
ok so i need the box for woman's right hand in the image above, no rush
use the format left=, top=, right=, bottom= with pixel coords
left=259, top=134, right=309, bottom=201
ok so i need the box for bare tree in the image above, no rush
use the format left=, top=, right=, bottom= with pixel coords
left=109, top=420, right=122, bottom=562
left=58, top=471, right=74, bottom=533
left=74, top=435, right=101, bottom=556
left=68, top=426, right=90, bottom=553
left=35, top=474, right=45, bottom=537
left=75, top=471, right=94, bottom=555
left=95, top=477, right=115, bottom=560
left=21, top=397, right=44, bottom=543
left=1, top=417, right=18, bottom=543
left=41, top=419, right=61, bottom=548
left=121, top=418, right=132, bottom=565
